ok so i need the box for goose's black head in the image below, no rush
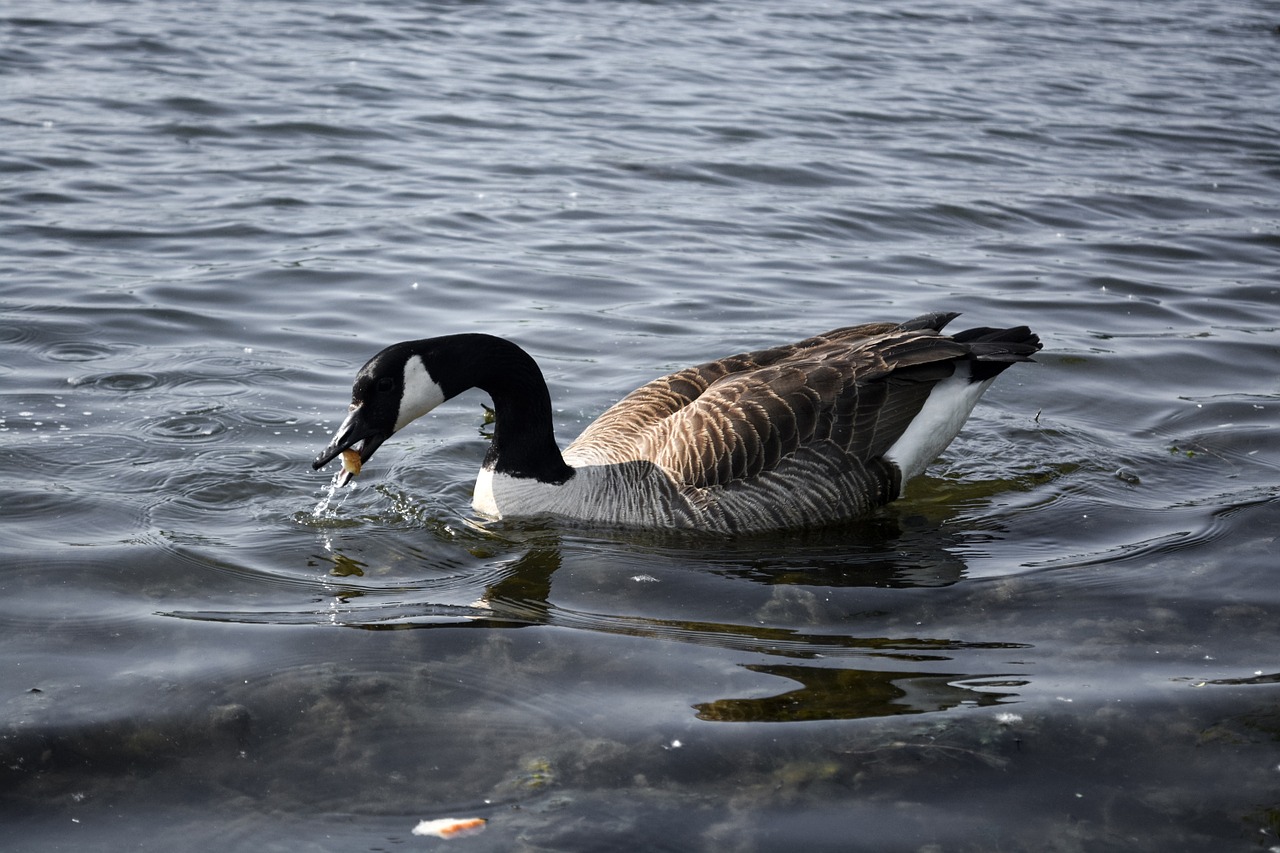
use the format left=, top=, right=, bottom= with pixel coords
left=312, top=341, right=448, bottom=483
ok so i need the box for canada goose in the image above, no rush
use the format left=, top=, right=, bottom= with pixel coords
left=313, top=312, right=1041, bottom=533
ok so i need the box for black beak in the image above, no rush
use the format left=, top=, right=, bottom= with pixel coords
left=312, top=404, right=391, bottom=483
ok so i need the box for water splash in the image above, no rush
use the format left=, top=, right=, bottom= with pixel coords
left=311, top=474, right=351, bottom=519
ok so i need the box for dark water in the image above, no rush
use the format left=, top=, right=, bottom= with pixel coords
left=3, top=1, right=1279, bottom=850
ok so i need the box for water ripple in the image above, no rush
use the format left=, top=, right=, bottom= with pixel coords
left=143, top=411, right=229, bottom=442
left=74, top=371, right=162, bottom=392
left=3, top=0, right=1280, bottom=847
left=41, top=341, right=127, bottom=362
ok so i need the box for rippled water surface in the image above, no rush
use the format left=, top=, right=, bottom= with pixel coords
left=3, top=1, right=1279, bottom=850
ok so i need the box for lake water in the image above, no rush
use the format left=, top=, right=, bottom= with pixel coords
left=2, top=1, right=1278, bottom=850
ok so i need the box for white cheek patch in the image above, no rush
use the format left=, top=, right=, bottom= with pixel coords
left=395, top=354, right=446, bottom=432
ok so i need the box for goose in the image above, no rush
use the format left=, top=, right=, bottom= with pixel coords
left=312, top=312, right=1041, bottom=533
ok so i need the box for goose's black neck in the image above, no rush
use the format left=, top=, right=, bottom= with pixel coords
left=421, top=334, right=574, bottom=484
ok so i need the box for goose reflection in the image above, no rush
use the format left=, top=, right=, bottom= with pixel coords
left=320, top=517, right=1028, bottom=722
left=165, top=505, right=1030, bottom=722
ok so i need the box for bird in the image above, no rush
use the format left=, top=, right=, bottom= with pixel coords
left=312, top=312, right=1041, bottom=533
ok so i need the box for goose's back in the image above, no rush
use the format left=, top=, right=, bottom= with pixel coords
left=563, top=317, right=976, bottom=522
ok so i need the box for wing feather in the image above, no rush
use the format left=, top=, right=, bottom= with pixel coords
left=565, top=317, right=977, bottom=493
left=566, top=319, right=915, bottom=462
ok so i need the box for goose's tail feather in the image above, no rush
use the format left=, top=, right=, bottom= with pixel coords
left=952, top=324, right=1042, bottom=381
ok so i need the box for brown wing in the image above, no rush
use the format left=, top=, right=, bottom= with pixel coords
left=564, top=318, right=921, bottom=465
left=564, top=316, right=971, bottom=490
left=640, top=334, right=965, bottom=489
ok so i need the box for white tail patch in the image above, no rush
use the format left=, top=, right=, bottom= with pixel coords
left=883, top=365, right=994, bottom=491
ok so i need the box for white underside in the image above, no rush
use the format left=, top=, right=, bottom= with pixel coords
left=472, top=462, right=678, bottom=526
left=472, top=466, right=500, bottom=517
left=882, top=364, right=994, bottom=492
left=473, top=465, right=614, bottom=522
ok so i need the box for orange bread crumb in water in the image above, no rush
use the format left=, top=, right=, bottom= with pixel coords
left=411, top=817, right=486, bottom=839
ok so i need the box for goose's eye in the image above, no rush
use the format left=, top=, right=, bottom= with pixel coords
left=376, top=377, right=396, bottom=393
